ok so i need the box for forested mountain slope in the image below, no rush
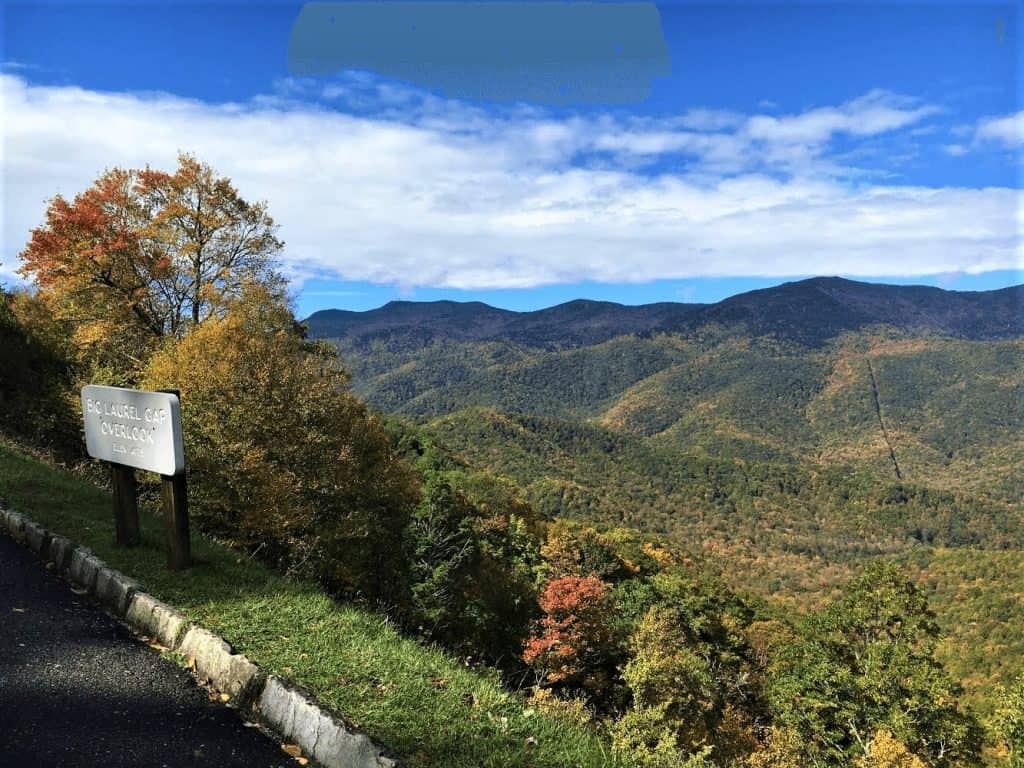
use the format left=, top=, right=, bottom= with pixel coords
left=306, top=278, right=1024, bottom=709
left=311, top=329, right=1022, bottom=504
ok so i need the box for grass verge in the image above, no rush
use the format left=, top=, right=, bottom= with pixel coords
left=0, top=440, right=624, bottom=768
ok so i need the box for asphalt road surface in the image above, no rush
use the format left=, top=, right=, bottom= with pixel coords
left=0, top=533, right=292, bottom=768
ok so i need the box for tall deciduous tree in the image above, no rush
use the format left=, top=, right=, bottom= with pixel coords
left=613, top=570, right=759, bottom=767
left=135, top=154, right=284, bottom=330
left=18, top=153, right=282, bottom=379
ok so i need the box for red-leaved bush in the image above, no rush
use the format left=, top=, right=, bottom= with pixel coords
left=523, top=575, right=619, bottom=696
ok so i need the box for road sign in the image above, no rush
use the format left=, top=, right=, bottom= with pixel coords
left=81, top=385, right=185, bottom=476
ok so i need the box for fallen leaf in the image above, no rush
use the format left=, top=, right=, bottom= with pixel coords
left=281, top=666, right=294, bottom=675
left=281, top=744, right=302, bottom=758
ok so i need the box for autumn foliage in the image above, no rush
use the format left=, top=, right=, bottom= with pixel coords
left=18, top=153, right=282, bottom=381
left=855, top=730, right=929, bottom=768
left=142, top=285, right=418, bottom=604
left=523, top=575, right=620, bottom=698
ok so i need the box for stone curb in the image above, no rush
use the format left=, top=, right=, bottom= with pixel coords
left=0, top=503, right=402, bottom=768
left=49, top=535, right=76, bottom=573
left=68, top=547, right=106, bottom=593
left=258, top=676, right=399, bottom=768
left=23, top=519, right=51, bottom=556
left=125, top=591, right=187, bottom=650
left=178, top=626, right=266, bottom=710
left=95, top=567, right=142, bottom=617
left=3, top=507, right=27, bottom=543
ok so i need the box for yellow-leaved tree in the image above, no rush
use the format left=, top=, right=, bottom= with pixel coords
left=855, top=729, right=929, bottom=768
left=143, top=284, right=419, bottom=606
left=745, top=727, right=804, bottom=768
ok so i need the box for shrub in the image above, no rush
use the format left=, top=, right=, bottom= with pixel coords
left=0, top=290, right=80, bottom=455
left=143, top=285, right=419, bottom=607
left=407, top=472, right=540, bottom=661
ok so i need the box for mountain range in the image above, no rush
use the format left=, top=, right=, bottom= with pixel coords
left=305, top=276, right=1024, bottom=711
left=307, top=276, right=1024, bottom=348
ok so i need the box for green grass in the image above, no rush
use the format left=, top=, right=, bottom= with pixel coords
left=0, top=440, right=625, bottom=768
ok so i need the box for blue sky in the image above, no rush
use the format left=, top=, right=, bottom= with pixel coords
left=2, top=0, right=1021, bottom=316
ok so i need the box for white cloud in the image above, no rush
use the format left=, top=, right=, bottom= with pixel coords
left=1, top=74, right=1018, bottom=292
left=676, top=108, right=746, bottom=132
left=975, top=110, right=1024, bottom=148
left=744, top=90, right=938, bottom=144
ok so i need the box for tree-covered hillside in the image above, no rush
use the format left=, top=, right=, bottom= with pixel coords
left=318, top=326, right=1022, bottom=505
left=308, top=281, right=1024, bottom=714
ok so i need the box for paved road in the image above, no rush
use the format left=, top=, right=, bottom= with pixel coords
left=0, top=533, right=291, bottom=768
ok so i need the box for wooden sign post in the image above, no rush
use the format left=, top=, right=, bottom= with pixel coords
left=157, top=389, right=190, bottom=570
left=81, top=385, right=190, bottom=569
left=110, top=463, right=141, bottom=547
left=160, top=471, right=191, bottom=570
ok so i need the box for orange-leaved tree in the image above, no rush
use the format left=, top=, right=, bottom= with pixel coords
left=524, top=574, right=622, bottom=703
left=18, top=153, right=283, bottom=381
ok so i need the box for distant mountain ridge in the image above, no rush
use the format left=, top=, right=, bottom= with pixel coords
left=305, top=277, right=1024, bottom=347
